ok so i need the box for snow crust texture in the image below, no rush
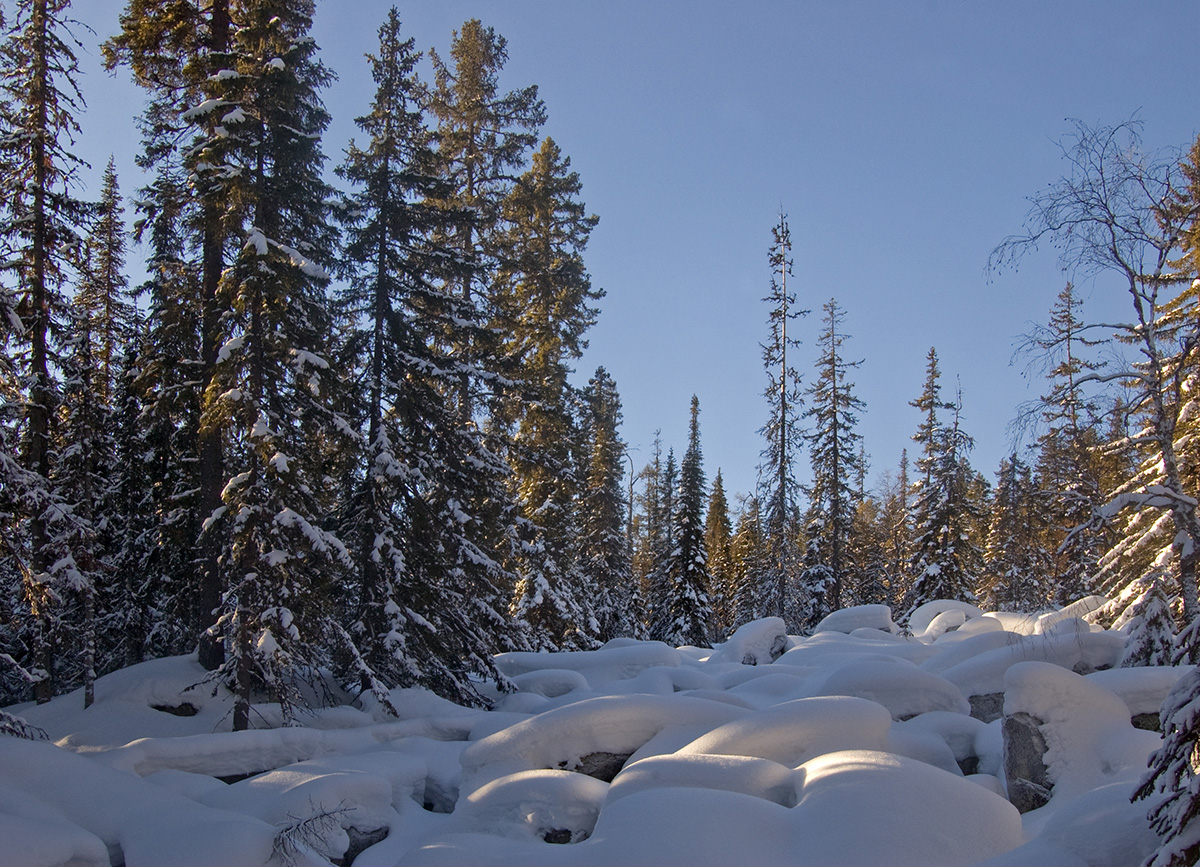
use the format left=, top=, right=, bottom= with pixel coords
left=0, top=599, right=1184, bottom=867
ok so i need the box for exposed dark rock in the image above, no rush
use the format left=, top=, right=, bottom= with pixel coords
left=559, top=751, right=632, bottom=783
left=1003, top=711, right=1052, bottom=813
left=542, top=828, right=574, bottom=844
left=957, top=755, right=980, bottom=776
left=969, top=692, right=1005, bottom=723
left=334, top=826, right=389, bottom=865
left=151, top=702, right=198, bottom=717
left=215, top=772, right=259, bottom=785
left=1132, top=712, right=1161, bottom=732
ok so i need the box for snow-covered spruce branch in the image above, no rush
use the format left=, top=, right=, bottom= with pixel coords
left=1064, top=486, right=1200, bottom=555
left=330, top=621, right=399, bottom=717
left=0, top=709, right=48, bottom=741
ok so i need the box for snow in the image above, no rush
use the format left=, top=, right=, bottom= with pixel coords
left=812, top=603, right=898, bottom=635
left=791, top=749, right=1023, bottom=865
left=0, top=604, right=1186, bottom=865
left=909, top=599, right=985, bottom=636
left=1003, top=661, right=1160, bottom=803
left=706, top=616, right=788, bottom=664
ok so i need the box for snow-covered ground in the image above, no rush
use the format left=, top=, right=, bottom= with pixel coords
left=0, top=601, right=1182, bottom=867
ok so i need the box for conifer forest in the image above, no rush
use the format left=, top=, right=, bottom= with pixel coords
left=5, top=2, right=1200, bottom=865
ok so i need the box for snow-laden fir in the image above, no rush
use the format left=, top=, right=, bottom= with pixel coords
left=0, top=599, right=1183, bottom=866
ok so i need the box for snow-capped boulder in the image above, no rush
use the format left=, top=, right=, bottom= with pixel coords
left=707, top=617, right=789, bottom=665
left=459, top=695, right=747, bottom=786
left=1034, top=596, right=1109, bottom=635
left=812, top=604, right=898, bottom=635
left=922, top=608, right=967, bottom=640
left=939, top=631, right=1126, bottom=702
left=791, top=749, right=1023, bottom=866
left=1085, top=666, right=1189, bottom=727
left=908, top=600, right=985, bottom=637
left=676, top=695, right=893, bottom=766
left=811, top=659, right=970, bottom=720
left=607, top=753, right=798, bottom=807
left=896, top=711, right=991, bottom=776
left=1003, top=661, right=1160, bottom=804
left=456, top=769, right=608, bottom=843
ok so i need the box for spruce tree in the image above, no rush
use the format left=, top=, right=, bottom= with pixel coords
left=658, top=396, right=710, bottom=646
left=494, top=137, right=601, bottom=651
left=848, top=493, right=891, bottom=606
left=333, top=8, right=516, bottom=707
left=757, top=212, right=806, bottom=628
left=980, top=454, right=1050, bottom=612
left=579, top=367, right=640, bottom=641
left=426, top=19, right=545, bottom=419
left=0, top=0, right=93, bottom=702
left=196, top=0, right=352, bottom=729
left=105, top=0, right=237, bottom=655
left=632, top=434, right=665, bottom=601
left=802, top=298, right=865, bottom=618
left=906, top=377, right=984, bottom=616
left=647, top=447, right=678, bottom=638
left=705, top=470, right=735, bottom=639
left=729, top=496, right=768, bottom=627
left=1119, top=574, right=1176, bottom=667
left=1032, top=283, right=1108, bottom=606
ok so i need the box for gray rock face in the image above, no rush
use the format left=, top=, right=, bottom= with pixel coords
left=338, top=826, right=389, bottom=865
left=1131, top=712, right=1161, bottom=732
left=969, top=692, right=1005, bottom=723
left=560, top=751, right=633, bottom=783
left=1002, top=711, right=1052, bottom=813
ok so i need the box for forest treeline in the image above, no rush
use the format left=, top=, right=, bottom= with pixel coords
left=5, top=3, right=1200, bottom=861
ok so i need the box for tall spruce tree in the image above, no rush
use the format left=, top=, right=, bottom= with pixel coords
left=196, top=0, right=353, bottom=730
left=579, top=367, right=640, bottom=640
left=906, top=370, right=984, bottom=616
left=426, top=19, right=545, bottom=419
left=802, top=298, right=865, bottom=618
left=1031, top=283, right=1109, bottom=606
left=495, top=137, right=601, bottom=651
left=105, top=0, right=237, bottom=656
left=757, top=212, right=806, bottom=628
left=729, top=495, right=768, bottom=627
left=657, top=396, right=710, bottom=646
left=0, top=0, right=94, bottom=702
left=646, top=447, right=678, bottom=637
left=333, top=8, right=516, bottom=707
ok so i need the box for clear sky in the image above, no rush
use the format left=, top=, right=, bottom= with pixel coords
left=71, top=0, right=1200, bottom=502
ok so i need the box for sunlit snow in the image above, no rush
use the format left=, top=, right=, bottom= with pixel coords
left=0, top=599, right=1185, bottom=867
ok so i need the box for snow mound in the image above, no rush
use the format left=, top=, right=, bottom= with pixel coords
left=460, top=694, right=747, bottom=783
left=457, top=769, right=608, bottom=843
left=811, top=659, right=970, bottom=719
left=676, top=695, right=893, bottom=766
left=940, top=630, right=1126, bottom=698
left=908, top=599, right=985, bottom=636
left=494, top=642, right=681, bottom=687
left=812, top=604, right=898, bottom=635
left=791, top=749, right=1023, bottom=866
left=0, top=738, right=277, bottom=867
left=706, top=617, right=788, bottom=665
left=607, top=752, right=798, bottom=806
left=1085, top=666, right=1189, bottom=718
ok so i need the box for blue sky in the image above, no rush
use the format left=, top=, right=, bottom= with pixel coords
left=72, top=0, right=1200, bottom=501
